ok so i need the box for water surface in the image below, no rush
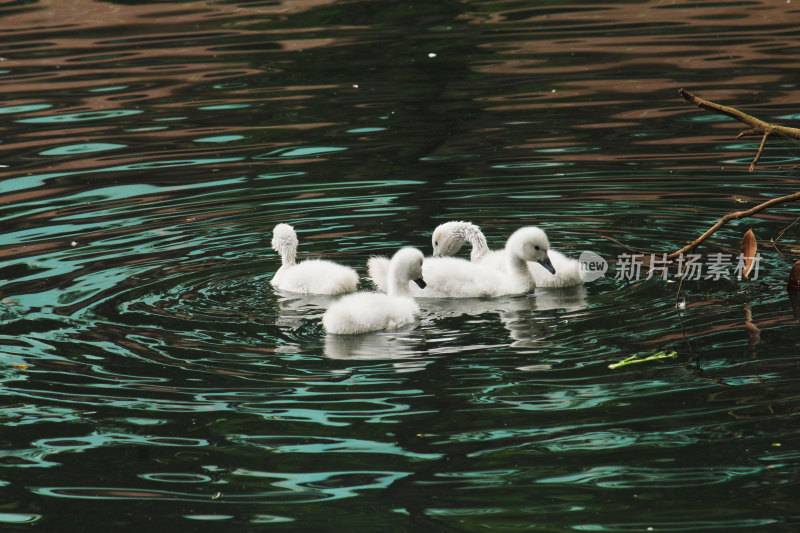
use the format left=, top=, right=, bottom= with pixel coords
left=1, top=0, right=799, bottom=531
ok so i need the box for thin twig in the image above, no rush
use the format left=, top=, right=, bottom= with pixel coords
left=666, top=191, right=800, bottom=260
left=599, top=235, right=644, bottom=255
left=774, top=217, right=800, bottom=243
left=680, top=88, right=800, bottom=171
left=675, top=260, right=687, bottom=308
left=749, top=131, right=771, bottom=172
left=680, top=89, right=800, bottom=139
left=603, top=192, right=800, bottom=261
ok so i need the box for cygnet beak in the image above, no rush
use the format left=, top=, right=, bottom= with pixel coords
left=413, top=277, right=426, bottom=289
left=538, top=256, right=556, bottom=275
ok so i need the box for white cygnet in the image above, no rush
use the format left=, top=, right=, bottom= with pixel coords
left=323, top=247, right=426, bottom=335
left=432, top=221, right=582, bottom=288
left=368, top=226, right=555, bottom=298
left=270, top=223, right=359, bottom=295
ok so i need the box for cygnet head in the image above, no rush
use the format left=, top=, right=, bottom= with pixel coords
left=432, top=221, right=468, bottom=257
left=272, top=223, right=299, bottom=266
left=432, top=220, right=489, bottom=259
left=388, top=247, right=426, bottom=295
left=506, top=226, right=556, bottom=274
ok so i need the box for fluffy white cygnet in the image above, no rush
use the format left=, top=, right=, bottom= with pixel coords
left=323, top=247, right=426, bottom=335
left=270, top=223, right=359, bottom=295
left=432, top=221, right=582, bottom=288
left=368, top=226, right=555, bottom=298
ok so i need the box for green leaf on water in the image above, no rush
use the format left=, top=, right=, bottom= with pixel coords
left=608, top=350, right=677, bottom=370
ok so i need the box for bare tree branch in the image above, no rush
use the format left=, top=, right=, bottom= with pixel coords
left=679, top=88, right=800, bottom=171
left=602, top=192, right=800, bottom=260
left=666, top=191, right=800, bottom=259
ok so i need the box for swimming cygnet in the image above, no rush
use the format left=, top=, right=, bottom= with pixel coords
left=368, top=226, right=555, bottom=298
left=432, top=221, right=582, bottom=288
left=323, top=247, right=426, bottom=334
left=270, top=223, right=359, bottom=295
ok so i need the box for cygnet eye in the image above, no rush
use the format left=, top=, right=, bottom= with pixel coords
left=534, top=245, right=540, bottom=250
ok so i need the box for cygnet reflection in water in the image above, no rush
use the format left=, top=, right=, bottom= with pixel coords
left=275, top=292, right=339, bottom=330
left=277, top=272, right=589, bottom=353
left=532, top=285, right=588, bottom=312
left=507, top=286, right=589, bottom=347
left=416, top=285, right=589, bottom=348
left=323, top=330, right=428, bottom=365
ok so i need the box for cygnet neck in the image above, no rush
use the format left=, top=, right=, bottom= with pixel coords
left=279, top=247, right=296, bottom=267
left=458, top=223, right=490, bottom=261
left=387, top=266, right=412, bottom=297
left=505, top=243, right=536, bottom=289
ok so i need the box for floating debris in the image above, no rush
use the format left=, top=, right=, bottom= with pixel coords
left=609, top=350, right=677, bottom=370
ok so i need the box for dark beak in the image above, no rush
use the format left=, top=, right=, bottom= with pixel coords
left=538, top=256, right=556, bottom=275
left=413, top=277, right=426, bottom=289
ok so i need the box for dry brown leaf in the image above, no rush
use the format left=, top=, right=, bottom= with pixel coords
left=740, top=229, right=757, bottom=279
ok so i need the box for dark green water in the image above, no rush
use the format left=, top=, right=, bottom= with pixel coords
left=0, top=0, right=799, bottom=530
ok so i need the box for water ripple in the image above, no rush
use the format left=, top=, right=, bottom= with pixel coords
left=538, top=465, right=760, bottom=488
